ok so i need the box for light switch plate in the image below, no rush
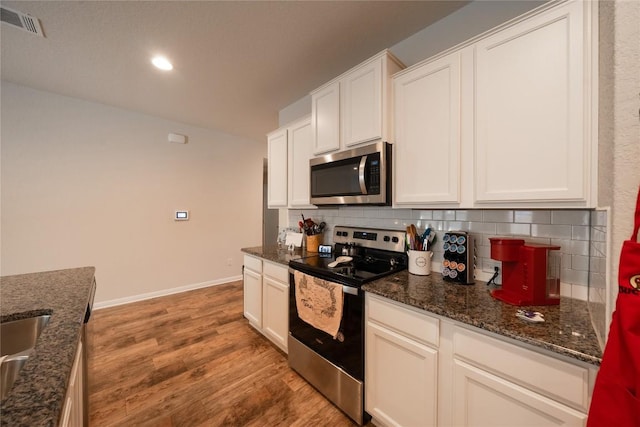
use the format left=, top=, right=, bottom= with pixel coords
left=175, top=210, right=189, bottom=221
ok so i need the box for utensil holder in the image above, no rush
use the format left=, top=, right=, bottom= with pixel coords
left=408, top=250, right=433, bottom=275
left=306, top=233, right=324, bottom=252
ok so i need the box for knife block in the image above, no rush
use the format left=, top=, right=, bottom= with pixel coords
left=306, top=234, right=324, bottom=252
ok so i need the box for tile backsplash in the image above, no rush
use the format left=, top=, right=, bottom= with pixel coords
left=288, top=207, right=607, bottom=298
left=588, top=209, right=608, bottom=348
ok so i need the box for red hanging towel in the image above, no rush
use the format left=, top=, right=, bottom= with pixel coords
left=588, top=186, right=640, bottom=426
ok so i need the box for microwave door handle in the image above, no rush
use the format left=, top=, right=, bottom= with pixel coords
left=358, top=155, right=368, bottom=195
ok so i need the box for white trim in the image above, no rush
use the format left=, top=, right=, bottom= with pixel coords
left=94, top=275, right=243, bottom=310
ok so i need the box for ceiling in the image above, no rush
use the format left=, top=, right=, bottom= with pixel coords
left=1, top=1, right=469, bottom=141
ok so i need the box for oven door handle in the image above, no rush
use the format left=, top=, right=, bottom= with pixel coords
left=342, top=286, right=358, bottom=296
left=358, top=155, right=368, bottom=195
left=290, top=269, right=359, bottom=296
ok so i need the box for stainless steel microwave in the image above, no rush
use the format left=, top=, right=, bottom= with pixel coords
left=310, top=141, right=391, bottom=206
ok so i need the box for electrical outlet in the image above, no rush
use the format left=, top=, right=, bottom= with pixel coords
left=226, top=258, right=233, bottom=266
left=483, top=259, right=502, bottom=285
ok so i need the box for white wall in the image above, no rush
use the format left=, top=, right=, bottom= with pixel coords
left=1, top=82, right=266, bottom=305
left=390, top=0, right=545, bottom=67
left=277, top=0, right=544, bottom=129
left=605, top=0, right=640, bottom=319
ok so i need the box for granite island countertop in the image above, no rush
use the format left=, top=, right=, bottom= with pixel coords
left=1, top=267, right=96, bottom=427
left=242, top=246, right=602, bottom=366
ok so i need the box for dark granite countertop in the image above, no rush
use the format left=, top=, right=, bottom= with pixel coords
left=363, top=271, right=602, bottom=366
left=1, top=267, right=96, bottom=427
left=242, top=245, right=308, bottom=266
left=242, top=246, right=601, bottom=366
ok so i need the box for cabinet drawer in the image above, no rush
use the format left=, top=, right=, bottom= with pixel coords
left=453, top=326, right=590, bottom=411
left=243, top=255, right=262, bottom=273
left=263, top=261, right=288, bottom=283
left=367, top=294, right=439, bottom=348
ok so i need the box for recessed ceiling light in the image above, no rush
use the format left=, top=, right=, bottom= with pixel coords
left=151, top=56, right=173, bottom=71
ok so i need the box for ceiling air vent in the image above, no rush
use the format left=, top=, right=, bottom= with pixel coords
left=1, top=6, right=45, bottom=37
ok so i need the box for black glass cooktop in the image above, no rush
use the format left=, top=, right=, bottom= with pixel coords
left=289, top=253, right=406, bottom=287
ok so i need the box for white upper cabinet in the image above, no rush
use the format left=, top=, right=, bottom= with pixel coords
left=287, top=115, right=315, bottom=208
left=474, top=0, right=590, bottom=204
left=311, top=82, right=340, bottom=155
left=393, top=50, right=462, bottom=206
left=311, top=50, right=404, bottom=155
left=392, top=0, right=596, bottom=208
left=267, top=115, right=315, bottom=209
left=267, top=128, right=288, bottom=208
left=341, top=58, right=382, bottom=147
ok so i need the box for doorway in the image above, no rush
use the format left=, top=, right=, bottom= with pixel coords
left=262, top=158, right=279, bottom=247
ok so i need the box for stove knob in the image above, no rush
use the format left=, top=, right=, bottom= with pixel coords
left=384, top=236, right=390, bottom=242
left=391, top=237, right=399, bottom=243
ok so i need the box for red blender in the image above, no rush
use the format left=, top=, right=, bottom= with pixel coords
left=489, top=238, right=561, bottom=306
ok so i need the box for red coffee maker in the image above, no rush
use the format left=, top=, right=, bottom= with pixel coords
left=489, top=238, right=561, bottom=306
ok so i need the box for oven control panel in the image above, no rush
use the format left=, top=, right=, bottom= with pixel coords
left=333, top=226, right=405, bottom=253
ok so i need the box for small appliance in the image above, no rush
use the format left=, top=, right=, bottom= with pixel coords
left=489, top=238, right=561, bottom=306
left=309, top=141, right=391, bottom=206
left=442, top=231, right=475, bottom=284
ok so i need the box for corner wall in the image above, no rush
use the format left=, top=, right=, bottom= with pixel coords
left=598, top=0, right=640, bottom=337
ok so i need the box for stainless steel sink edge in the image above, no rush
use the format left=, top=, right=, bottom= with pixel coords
left=0, top=313, right=52, bottom=400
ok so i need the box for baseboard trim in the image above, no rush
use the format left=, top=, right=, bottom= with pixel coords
left=94, top=275, right=243, bottom=310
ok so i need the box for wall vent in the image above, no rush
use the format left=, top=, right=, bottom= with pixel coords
left=1, top=6, right=45, bottom=37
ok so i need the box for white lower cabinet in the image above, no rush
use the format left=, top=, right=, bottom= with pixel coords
left=261, top=261, right=289, bottom=353
left=365, top=294, right=439, bottom=427
left=60, top=340, right=83, bottom=427
left=243, top=255, right=289, bottom=353
left=366, top=322, right=438, bottom=427
left=243, top=255, right=263, bottom=328
left=364, top=294, right=596, bottom=427
left=452, top=359, right=586, bottom=426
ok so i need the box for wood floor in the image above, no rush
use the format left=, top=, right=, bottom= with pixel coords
left=88, top=281, right=359, bottom=426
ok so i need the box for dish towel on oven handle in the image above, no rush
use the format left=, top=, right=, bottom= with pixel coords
left=588, top=185, right=640, bottom=427
left=294, top=270, right=344, bottom=339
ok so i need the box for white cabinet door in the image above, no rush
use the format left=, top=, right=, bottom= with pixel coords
left=341, top=58, right=382, bottom=147
left=60, top=340, right=83, bottom=427
left=452, top=359, right=587, bottom=426
left=474, top=0, right=588, bottom=203
left=366, top=322, right=438, bottom=427
left=243, top=267, right=262, bottom=328
left=287, top=116, right=315, bottom=208
left=311, top=81, right=340, bottom=155
left=267, top=128, right=288, bottom=208
left=393, top=51, right=461, bottom=206
left=262, top=276, right=289, bottom=353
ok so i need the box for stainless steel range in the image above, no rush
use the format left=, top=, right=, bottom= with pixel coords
left=288, top=226, right=407, bottom=425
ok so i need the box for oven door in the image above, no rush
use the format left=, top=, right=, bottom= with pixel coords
left=288, top=271, right=364, bottom=381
